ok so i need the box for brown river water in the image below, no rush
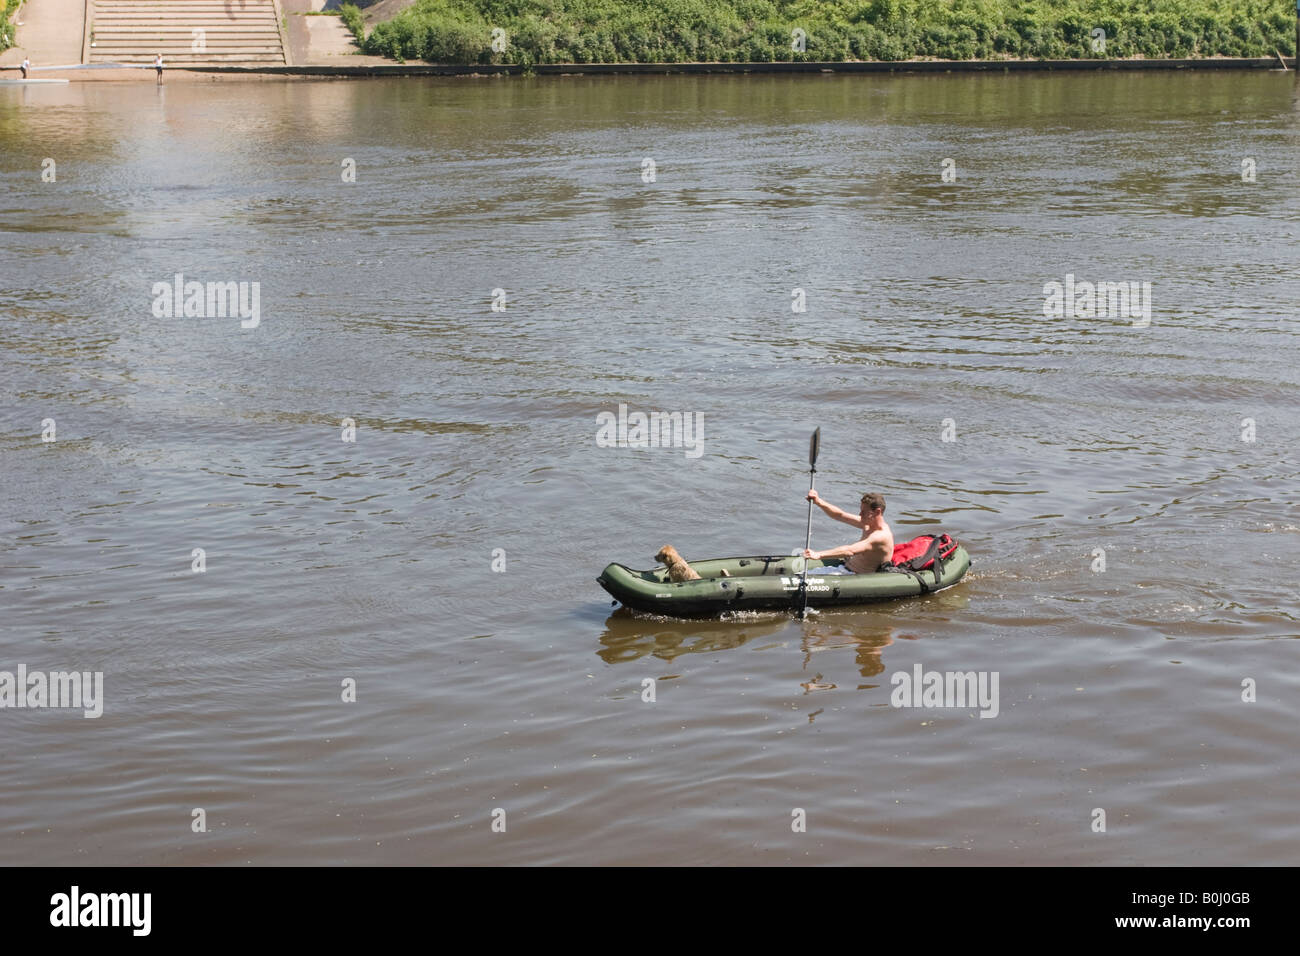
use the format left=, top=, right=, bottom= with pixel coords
left=1, top=72, right=1297, bottom=866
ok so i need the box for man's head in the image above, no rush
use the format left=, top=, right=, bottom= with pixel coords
left=860, top=492, right=885, bottom=519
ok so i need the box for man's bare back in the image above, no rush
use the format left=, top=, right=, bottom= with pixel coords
left=802, top=491, right=894, bottom=573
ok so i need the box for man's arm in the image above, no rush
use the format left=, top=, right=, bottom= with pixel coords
left=806, top=538, right=877, bottom=560
left=807, top=491, right=864, bottom=528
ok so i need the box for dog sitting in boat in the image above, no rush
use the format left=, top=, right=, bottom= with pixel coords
left=656, top=545, right=700, bottom=582
left=655, top=545, right=729, bottom=581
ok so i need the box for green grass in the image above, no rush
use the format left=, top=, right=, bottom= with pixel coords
left=1, top=0, right=22, bottom=54
left=360, top=0, right=1296, bottom=65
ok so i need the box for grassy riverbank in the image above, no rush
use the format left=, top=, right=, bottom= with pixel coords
left=1, top=0, right=21, bottom=54
left=355, top=0, right=1296, bottom=66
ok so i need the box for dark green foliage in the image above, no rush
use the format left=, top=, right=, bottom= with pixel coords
left=1, top=0, right=23, bottom=53
left=359, top=1, right=1297, bottom=65
left=339, top=3, right=366, bottom=42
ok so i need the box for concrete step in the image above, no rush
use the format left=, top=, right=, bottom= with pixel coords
left=89, top=53, right=285, bottom=62
left=95, top=13, right=280, bottom=18
left=95, top=17, right=279, bottom=24
left=89, top=54, right=287, bottom=59
left=94, top=7, right=277, bottom=11
left=92, top=45, right=287, bottom=53
left=93, top=34, right=285, bottom=41
left=94, top=18, right=280, bottom=24
left=95, top=7, right=278, bottom=12
left=94, top=27, right=279, bottom=33
left=89, top=48, right=282, bottom=54
left=91, top=49, right=286, bottom=55
left=94, top=29, right=281, bottom=37
left=95, top=3, right=278, bottom=9
left=94, top=8, right=277, bottom=13
left=90, top=0, right=287, bottom=65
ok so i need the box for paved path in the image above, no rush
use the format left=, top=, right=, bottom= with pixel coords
left=282, top=0, right=364, bottom=67
left=1, top=0, right=87, bottom=68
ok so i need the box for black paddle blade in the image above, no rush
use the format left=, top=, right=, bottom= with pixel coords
left=808, top=427, right=821, bottom=468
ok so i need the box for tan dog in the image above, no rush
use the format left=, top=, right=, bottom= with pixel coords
left=655, top=545, right=701, bottom=582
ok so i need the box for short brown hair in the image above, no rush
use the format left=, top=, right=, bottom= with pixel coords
left=860, top=492, right=885, bottom=513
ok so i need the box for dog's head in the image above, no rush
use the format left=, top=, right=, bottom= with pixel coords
left=655, top=545, right=679, bottom=565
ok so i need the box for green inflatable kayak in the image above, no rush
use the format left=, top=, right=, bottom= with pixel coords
left=597, top=542, right=972, bottom=618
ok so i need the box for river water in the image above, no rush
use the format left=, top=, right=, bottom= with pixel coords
left=1, top=72, right=1297, bottom=865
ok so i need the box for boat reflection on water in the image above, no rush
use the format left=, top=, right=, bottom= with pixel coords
left=597, top=589, right=971, bottom=697
left=596, top=607, right=790, bottom=664
left=598, top=595, right=967, bottom=686
left=794, top=587, right=971, bottom=682
left=597, top=608, right=910, bottom=697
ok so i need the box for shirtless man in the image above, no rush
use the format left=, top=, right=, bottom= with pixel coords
left=802, top=491, right=894, bottom=574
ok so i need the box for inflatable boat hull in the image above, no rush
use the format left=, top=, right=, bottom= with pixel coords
left=597, top=548, right=971, bottom=617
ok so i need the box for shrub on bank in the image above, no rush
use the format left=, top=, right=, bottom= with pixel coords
left=368, top=13, right=495, bottom=63
left=1, top=0, right=22, bottom=54
left=339, top=3, right=366, bottom=43
left=360, top=0, right=1298, bottom=66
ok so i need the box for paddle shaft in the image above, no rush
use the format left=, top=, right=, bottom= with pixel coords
left=799, top=468, right=817, bottom=618
left=802, top=470, right=816, bottom=556
left=797, top=427, right=821, bottom=620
